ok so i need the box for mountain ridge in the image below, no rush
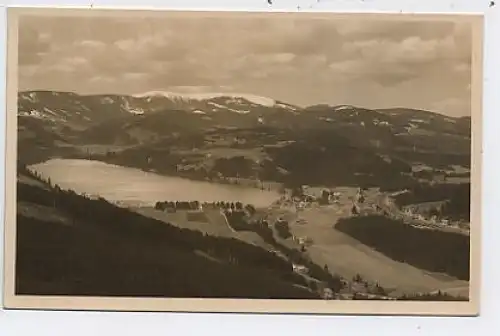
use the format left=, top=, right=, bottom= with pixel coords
left=16, top=89, right=472, bottom=183
left=18, top=89, right=465, bottom=119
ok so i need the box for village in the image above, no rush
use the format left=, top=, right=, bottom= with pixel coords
left=264, top=185, right=469, bottom=237
left=149, top=182, right=469, bottom=300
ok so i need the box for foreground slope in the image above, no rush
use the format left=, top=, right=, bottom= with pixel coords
left=16, top=168, right=318, bottom=299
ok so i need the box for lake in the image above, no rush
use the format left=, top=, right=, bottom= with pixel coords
left=28, top=159, right=280, bottom=208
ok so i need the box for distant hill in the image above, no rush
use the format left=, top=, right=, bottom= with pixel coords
left=18, top=90, right=299, bottom=127
left=16, top=90, right=472, bottom=183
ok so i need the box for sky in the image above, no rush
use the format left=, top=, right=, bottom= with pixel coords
left=18, top=12, right=473, bottom=117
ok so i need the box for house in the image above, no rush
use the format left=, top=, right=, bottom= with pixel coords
left=304, top=194, right=316, bottom=202
left=403, top=208, right=413, bottom=215
left=295, top=218, right=307, bottom=225
left=292, top=264, right=308, bottom=274
left=351, top=203, right=360, bottom=215
left=329, top=191, right=341, bottom=203
left=297, top=237, right=313, bottom=246
left=322, top=288, right=335, bottom=300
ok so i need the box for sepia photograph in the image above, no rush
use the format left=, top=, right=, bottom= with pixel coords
left=3, top=8, right=483, bottom=315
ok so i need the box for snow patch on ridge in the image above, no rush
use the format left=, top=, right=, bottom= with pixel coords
left=334, top=105, right=354, bottom=111
left=133, top=90, right=277, bottom=107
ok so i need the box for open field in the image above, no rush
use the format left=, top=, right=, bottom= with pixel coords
left=133, top=207, right=276, bottom=252
left=17, top=202, right=72, bottom=226
left=174, top=147, right=267, bottom=162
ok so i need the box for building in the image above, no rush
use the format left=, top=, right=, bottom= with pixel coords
left=322, top=288, right=335, bottom=300
left=292, top=264, right=309, bottom=274
left=351, top=203, right=360, bottom=215
left=329, top=191, right=341, bottom=203
left=303, top=194, right=316, bottom=202
left=295, top=218, right=307, bottom=225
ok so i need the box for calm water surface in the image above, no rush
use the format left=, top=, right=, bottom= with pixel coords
left=29, top=159, right=280, bottom=208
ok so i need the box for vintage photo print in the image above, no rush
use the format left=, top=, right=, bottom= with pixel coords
left=3, top=8, right=483, bottom=316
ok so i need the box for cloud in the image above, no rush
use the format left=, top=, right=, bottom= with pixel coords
left=432, top=97, right=470, bottom=116
left=89, top=75, right=115, bottom=84
left=345, top=35, right=460, bottom=65
left=230, top=53, right=297, bottom=72
left=48, top=56, right=89, bottom=73
left=327, top=24, right=470, bottom=87
left=343, top=36, right=451, bottom=65
left=18, top=25, right=51, bottom=65
left=113, top=32, right=187, bottom=63
left=17, top=14, right=473, bottom=116
left=146, top=61, right=173, bottom=73
left=114, top=39, right=136, bottom=52
left=77, top=40, right=107, bottom=49
left=122, top=72, right=149, bottom=81
left=328, top=58, right=417, bottom=86
left=19, top=64, right=40, bottom=77
left=248, top=70, right=270, bottom=80
left=336, top=20, right=457, bottom=42
left=267, top=53, right=296, bottom=63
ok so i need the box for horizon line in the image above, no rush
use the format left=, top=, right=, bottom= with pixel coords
left=17, top=89, right=471, bottom=118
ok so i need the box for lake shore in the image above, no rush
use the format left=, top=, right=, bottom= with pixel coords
left=28, top=159, right=281, bottom=208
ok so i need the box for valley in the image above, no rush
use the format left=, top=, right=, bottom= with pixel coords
left=15, top=90, right=472, bottom=301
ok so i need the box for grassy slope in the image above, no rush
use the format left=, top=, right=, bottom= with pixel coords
left=134, top=207, right=276, bottom=252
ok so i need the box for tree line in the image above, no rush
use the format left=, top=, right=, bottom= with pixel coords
left=154, top=200, right=255, bottom=213
left=394, top=183, right=470, bottom=221
left=335, top=215, right=470, bottom=280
